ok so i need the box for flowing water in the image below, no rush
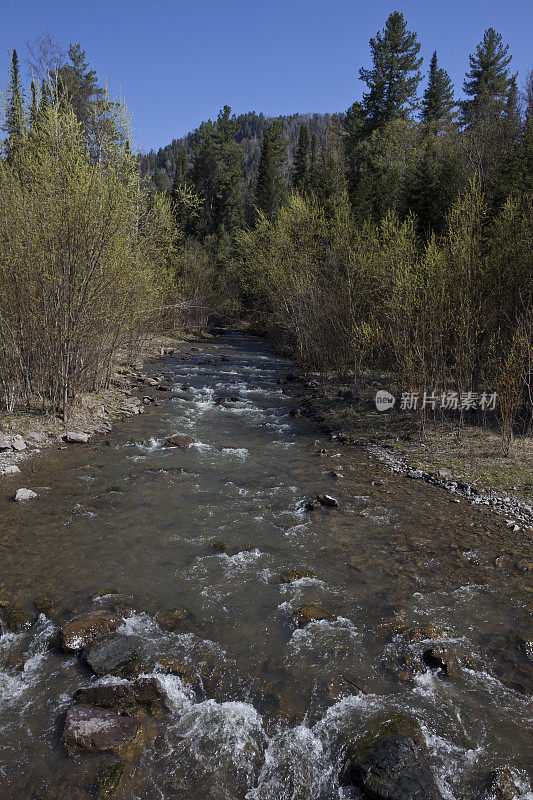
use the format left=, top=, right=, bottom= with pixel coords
left=0, top=332, right=531, bottom=799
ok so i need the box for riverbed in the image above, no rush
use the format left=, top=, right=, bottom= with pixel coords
left=0, top=332, right=531, bottom=799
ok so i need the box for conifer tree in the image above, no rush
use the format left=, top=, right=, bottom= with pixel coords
left=4, top=49, right=25, bottom=159
left=293, top=123, right=309, bottom=191
left=172, top=147, right=188, bottom=198
left=255, top=120, right=287, bottom=220
left=359, top=11, right=423, bottom=129
left=421, top=51, right=455, bottom=125
left=29, top=79, right=38, bottom=127
left=461, top=28, right=514, bottom=126
left=309, top=133, right=319, bottom=194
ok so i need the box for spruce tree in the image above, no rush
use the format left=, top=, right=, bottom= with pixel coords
left=421, top=51, right=455, bottom=125
left=461, top=28, right=514, bottom=126
left=255, top=120, right=287, bottom=220
left=4, top=49, right=25, bottom=159
left=359, top=11, right=423, bottom=129
left=309, top=133, right=319, bottom=194
left=293, top=123, right=309, bottom=191
left=172, top=147, right=188, bottom=198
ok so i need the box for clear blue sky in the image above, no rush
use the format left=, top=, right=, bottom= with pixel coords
left=1, top=0, right=531, bottom=152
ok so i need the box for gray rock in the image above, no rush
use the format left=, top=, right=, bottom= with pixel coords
left=0, top=437, right=12, bottom=450
left=64, top=431, right=89, bottom=443
left=2, top=465, right=20, bottom=476
left=407, top=469, right=424, bottom=479
left=62, top=704, right=138, bottom=752
left=74, top=677, right=164, bottom=712
left=85, top=635, right=138, bottom=676
left=14, top=488, right=37, bottom=502
left=11, top=436, right=26, bottom=452
left=26, top=432, right=45, bottom=442
left=340, top=714, right=444, bottom=799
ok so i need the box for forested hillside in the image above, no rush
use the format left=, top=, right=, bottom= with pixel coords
left=139, top=111, right=331, bottom=198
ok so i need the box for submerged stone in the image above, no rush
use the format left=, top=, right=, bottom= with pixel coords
left=164, top=434, right=195, bottom=448
left=340, top=713, right=444, bottom=800
left=290, top=604, right=332, bottom=628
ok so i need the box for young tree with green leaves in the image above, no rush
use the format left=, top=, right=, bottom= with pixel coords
left=359, top=11, right=423, bottom=130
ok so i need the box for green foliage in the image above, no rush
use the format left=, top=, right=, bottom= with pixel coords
left=0, top=76, right=178, bottom=418
left=255, top=120, right=288, bottom=220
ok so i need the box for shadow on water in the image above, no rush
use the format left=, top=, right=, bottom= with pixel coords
left=0, top=332, right=531, bottom=799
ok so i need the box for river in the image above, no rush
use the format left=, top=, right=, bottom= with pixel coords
left=0, top=332, right=531, bottom=799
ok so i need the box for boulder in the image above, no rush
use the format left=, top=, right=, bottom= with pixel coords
left=280, top=569, right=315, bottom=583
left=305, top=499, right=320, bottom=511
left=164, top=434, right=195, bottom=449
left=62, top=704, right=138, bottom=752
left=94, top=761, right=125, bottom=796
left=290, top=604, right=332, bottom=628
left=214, top=395, right=241, bottom=406
left=84, top=635, right=138, bottom=676
left=14, top=488, right=37, bottom=502
left=74, top=677, right=163, bottom=714
left=0, top=436, right=12, bottom=450
left=64, top=431, right=89, bottom=444
left=340, top=714, right=444, bottom=800
left=317, top=494, right=339, bottom=508
left=11, top=436, right=26, bottom=452
left=422, top=645, right=460, bottom=677
left=2, top=465, right=20, bottom=475
left=59, top=612, right=122, bottom=652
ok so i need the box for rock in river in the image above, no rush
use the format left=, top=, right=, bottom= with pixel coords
left=317, top=494, right=339, bottom=508
left=62, top=704, right=138, bottom=752
left=14, top=488, right=37, bottom=502
left=85, top=635, right=138, bottom=676
left=290, top=604, right=333, bottom=628
left=74, top=677, right=164, bottom=714
left=59, top=612, right=122, bottom=652
left=340, top=713, right=444, bottom=800
left=164, top=434, right=196, bottom=448
left=64, top=431, right=89, bottom=443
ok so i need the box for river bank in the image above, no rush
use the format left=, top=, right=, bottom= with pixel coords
left=0, top=332, right=205, bottom=483
left=282, top=370, right=533, bottom=530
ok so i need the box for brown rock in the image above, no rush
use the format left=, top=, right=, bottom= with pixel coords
left=164, top=434, right=195, bottom=448
left=290, top=604, right=333, bottom=628
left=59, top=612, right=122, bottom=652
left=62, top=704, right=138, bottom=752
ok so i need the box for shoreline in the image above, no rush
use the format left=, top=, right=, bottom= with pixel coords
left=284, top=371, right=533, bottom=530
left=0, top=331, right=208, bottom=485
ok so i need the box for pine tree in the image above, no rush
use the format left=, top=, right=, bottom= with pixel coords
left=29, top=79, right=38, bottom=127
left=359, top=11, right=423, bottom=129
left=172, top=147, right=188, bottom=198
left=421, top=51, right=455, bottom=125
left=461, top=28, right=514, bottom=126
left=4, top=49, right=25, bottom=159
left=293, top=123, right=309, bottom=191
left=255, top=120, right=287, bottom=219
left=309, top=133, right=319, bottom=194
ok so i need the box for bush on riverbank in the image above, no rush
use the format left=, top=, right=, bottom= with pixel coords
left=240, top=185, right=532, bottom=452
left=0, top=68, right=178, bottom=420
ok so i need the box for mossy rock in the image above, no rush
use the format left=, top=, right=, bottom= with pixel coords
left=0, top=598, right=32, bottom=631
left=95, top=761, right=124, bottom=797
left=280, top=569, right=315, bottom=583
